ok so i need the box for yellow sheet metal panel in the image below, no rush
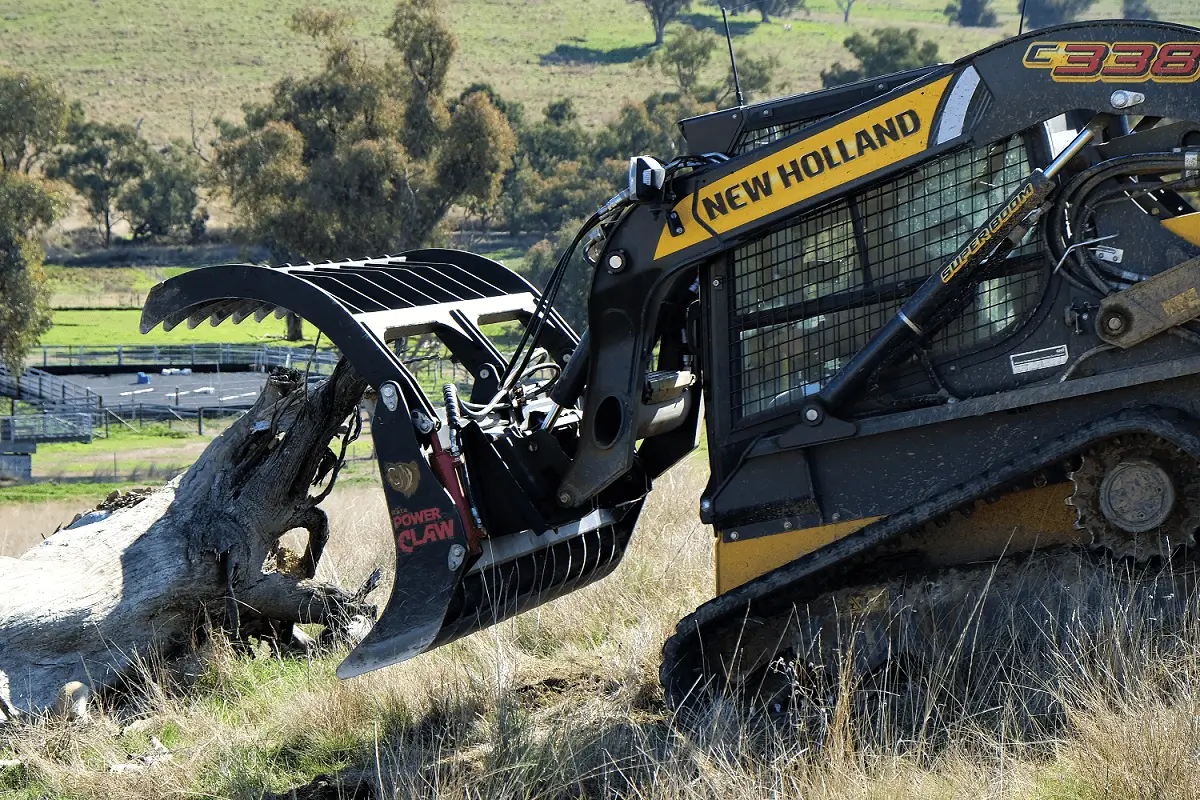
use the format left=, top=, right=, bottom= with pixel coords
left=1161, top=211, right=1200, bottom=246
left=713, top=482, right=1081, bottom=595
left=909, top=482, right=1079, bottom=567
left=714, top=517, right=880, bottom=594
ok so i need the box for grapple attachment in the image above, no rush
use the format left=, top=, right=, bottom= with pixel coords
left=140, top=250, right=647, bottom=678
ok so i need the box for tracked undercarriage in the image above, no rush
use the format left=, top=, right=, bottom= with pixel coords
left=139, top=20, right=1200, bottom=712
left=663, top=412, right=1200, bottom=709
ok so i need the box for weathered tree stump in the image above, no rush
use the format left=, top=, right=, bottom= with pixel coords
left=0, top=361, right=377, bottom=719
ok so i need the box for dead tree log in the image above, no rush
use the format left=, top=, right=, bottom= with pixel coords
left=0, top=361, right=376, bottom=719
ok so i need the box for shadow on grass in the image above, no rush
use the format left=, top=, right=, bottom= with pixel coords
left=263, top=772, right=373, bottom=800
left=540, top=41, right=654, bottom=66
left=678, top=12, right=759, bottom=37
left=258, top=672, right=671, bottom=799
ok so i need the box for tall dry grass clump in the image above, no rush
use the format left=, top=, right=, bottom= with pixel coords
left=8, top=461, right=1200, bottom=798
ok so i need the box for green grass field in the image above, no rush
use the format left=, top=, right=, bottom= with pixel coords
left=0, top=428, right=207, bottom=509
left=0, top=481, right=145, bottom=506
left=43, top=266, right=189, bottom=309
left=39, top=308, right=318, bottom=346
left=5, top=0, right=1200, bottom=144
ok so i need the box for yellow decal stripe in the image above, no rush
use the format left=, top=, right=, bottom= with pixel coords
left=938, top=180, right=1036, bottom=283
left=654, top=74, right=954, bottom=261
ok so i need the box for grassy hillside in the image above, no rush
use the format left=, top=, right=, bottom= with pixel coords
left=5, top=0, right=1200, bottom=143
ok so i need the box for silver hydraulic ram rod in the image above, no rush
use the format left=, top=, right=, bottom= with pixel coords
left=814, top=118, right=1106, bottom=415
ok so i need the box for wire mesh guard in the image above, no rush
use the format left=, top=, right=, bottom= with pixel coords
left=730, top=137, right=1045, bottom=421
left=733, top=114, right=833, bottom=156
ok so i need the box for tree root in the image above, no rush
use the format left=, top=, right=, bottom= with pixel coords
left=0, top=358, right=379, bottom=717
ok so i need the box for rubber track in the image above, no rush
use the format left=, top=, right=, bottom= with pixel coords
left=660, top=408, right=1200, bottom=709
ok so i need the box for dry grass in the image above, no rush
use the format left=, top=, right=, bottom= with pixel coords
left=8, top=463, right=1200, bottom=798
left=0, top=501, right=83, bottom=557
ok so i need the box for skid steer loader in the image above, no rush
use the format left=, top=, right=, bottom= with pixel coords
left=143, top=19, right=1200, bottom=709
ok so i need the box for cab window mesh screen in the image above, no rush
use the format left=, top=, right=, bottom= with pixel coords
left=729, top=137, right=1043, bottom=422
left=734, top=115, right=833, bottom=155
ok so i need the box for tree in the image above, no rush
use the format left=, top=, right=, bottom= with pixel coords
left=500, top=156, right=623, bottom=236
left=1122, top=0, right=1156, bottom=19
left=835, top=0, right=857, bottom=23
left=0, top=71, right=70, bottom=174
left=821, top=28, right=940, bottom=89
left=643, top=26, right=717, bottom=100
left=629, top=0, right=692, bottom=46
left=944, top=0, right=997, bottom=26
left=117, top=141, right=205, bottom=241
left=640, top=26, right=776, bottom=105
left=0, top=70, right=63, bottom=369
left=214, top=2, right=515, bottom=261
left=386, top=0, right=457, bottom=161
left=756, top=0, right=807, bottom=23
left=594, top=92, right=710, bottom=161
left=48, top=121, right=146, bottom=247
left=524, top=219, right=594, bottom=331
left=454, top=82, right=525, bottom=131
left=0, top=171, right=60, bottom=370
left=520, top=99, right=593, bottom=173
left=450, top=84, right=527, bottom=230
left=1018, top=0, right=1095, bottom=29
left=723, top=49, right=780, bottom=104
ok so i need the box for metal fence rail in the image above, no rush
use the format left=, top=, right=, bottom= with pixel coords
left=4, top=344, right=476, bottom=435
left=0, top=412, right=93, bottom=444
left=30, top=344, right=340, bottom=374
left=22, top=345, right=474, bottom=392
left=45, top=400, right=251, bottom=421
left=0, top=364, right=100, bottom=409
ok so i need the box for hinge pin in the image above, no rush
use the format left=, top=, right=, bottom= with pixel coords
left=448, top=544, right=466, bottom=571
left=380, top=381, right=399, bottom=412
left=1110, top=90, right=1145, bottom=110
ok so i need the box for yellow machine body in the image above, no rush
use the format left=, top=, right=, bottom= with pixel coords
left=714, top=483, right=1081, bottom=594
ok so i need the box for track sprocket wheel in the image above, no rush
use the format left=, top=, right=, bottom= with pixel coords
left=1067, top=434, right=1200, bottom=560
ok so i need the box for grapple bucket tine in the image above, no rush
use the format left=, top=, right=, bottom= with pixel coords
left=337, top=378, right=470, bottom=678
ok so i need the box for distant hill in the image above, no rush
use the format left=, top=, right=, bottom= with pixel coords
left=5, top=0, right=1196, bottom=143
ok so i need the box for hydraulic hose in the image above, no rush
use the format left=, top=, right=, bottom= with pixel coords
left=1048, top=152, right=1200, bottom=294
left=442, top=383, right=485, bottom=536
left=501, top=211, right=602, bottom=395
left=548, top=328, right=590, bottom=408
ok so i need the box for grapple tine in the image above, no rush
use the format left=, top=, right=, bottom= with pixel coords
left=336, top=382, right=468, bottom=679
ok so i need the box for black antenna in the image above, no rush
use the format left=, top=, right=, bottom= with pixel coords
left=1018, top=0, right=1027, bottom=35
left=721, top=6, right=745, bottom=107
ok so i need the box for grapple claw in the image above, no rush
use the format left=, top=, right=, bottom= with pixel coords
left=141, top=250, right=645, bottom=678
